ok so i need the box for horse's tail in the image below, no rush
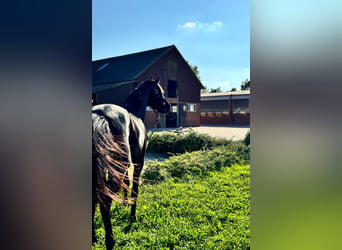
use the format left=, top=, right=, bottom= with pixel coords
left=92, top=113, right=130, bottom=205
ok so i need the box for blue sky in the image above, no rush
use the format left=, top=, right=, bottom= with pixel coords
left=93, top=0, right=250, bottom=91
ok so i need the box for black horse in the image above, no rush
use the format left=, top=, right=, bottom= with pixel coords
left=92, top=77, right=170, bottom=249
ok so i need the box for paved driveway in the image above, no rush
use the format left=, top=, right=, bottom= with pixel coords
left=148, top=125, right=250, bottom=141
left=191, top=125, right=249, bottom=141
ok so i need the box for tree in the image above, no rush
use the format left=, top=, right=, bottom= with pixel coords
left=209, top=87, right=222, bottom=93
left=186, top=60, right=207, bottom=93
left=186, top=60, right=201, bottom=80
left=230, top=87, right=237, bottom=92
left=240, top=79, right=250, bottom=90
left=201, top=85, right=209, bottom=94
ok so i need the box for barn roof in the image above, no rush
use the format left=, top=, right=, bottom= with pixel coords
left=201, top=90, right=250, bottom=97
left=93, top=45, right=174, bottom=86
left=201, top=90, right=250, bottom=101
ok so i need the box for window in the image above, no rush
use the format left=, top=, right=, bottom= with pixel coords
left=200, top=100, right=229, bottom=112
left=167, top=80, right=178, bottom=98
left=171, top=104, right=178, bottom=113
left=188, top=104, right=196, bottom=112
left=233, top=99, right=250, bottom=113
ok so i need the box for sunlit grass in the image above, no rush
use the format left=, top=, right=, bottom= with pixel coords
left=93, top=165, right=250, bottom=249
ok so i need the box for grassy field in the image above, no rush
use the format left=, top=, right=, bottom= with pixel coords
left=93, top=164, right=250, bottom=249
left=93, top=131, right=250, bottom=249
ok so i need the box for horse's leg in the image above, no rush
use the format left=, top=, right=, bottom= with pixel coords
left=123, top=171, right=130, bottom=205
left=130, top=161, right=143, bottom=222
left=100, top=196, right=115, bottom=249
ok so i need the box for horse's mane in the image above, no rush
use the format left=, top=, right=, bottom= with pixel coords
left=124, top=80, right=153, bottom=112
left=92, top=113, right=130, bottom=204
left=124, top=91, right=140, bottom=109
left=130, top=81, right=152, bottom=96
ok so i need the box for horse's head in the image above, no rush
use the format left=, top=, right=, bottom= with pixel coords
left=147, top=77, right=170, bottom=114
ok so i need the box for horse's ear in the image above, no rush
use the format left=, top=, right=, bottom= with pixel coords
left=154, top=77, right=161, bottom=84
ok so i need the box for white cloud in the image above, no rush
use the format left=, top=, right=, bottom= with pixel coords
left=178, top=21, right=223, bottom=32
left=178, top=21, right=198, bottom=29
left=207, top=21, right=223, bottom=31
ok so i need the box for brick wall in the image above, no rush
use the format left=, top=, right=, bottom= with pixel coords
left=144, top=111, right=154, bottom=128
left=186, top=109, right=201, bottom=127
left=200, top=112, right=250, bottom=125
left=232, top=113, right=250, bottom=125
left=200, top=112, right=230, bottom=125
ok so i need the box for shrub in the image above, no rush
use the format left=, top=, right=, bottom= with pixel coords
left=147, top=130, right=236, bottom=154
left=143, top=144, right=250, bottom=183
left=243, top=130, right=250, bottom=146
left=141, top=161, right=168, bottom=184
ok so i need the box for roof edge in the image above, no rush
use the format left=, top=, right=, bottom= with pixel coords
left=92, top=80, right=138, bottom=93
left=201, top=90, right=250, bottom=97
left=92, top=45, right=175, bottom=63
left=172, top=46, right=206, bottom=89
left=132, top=45, right=175, bottom=79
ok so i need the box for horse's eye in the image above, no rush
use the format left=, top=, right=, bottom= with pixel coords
left=154, top=89, right=158, bottom=95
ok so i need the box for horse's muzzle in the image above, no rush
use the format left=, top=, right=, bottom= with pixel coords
left=162, top=100, right=171, bottom=114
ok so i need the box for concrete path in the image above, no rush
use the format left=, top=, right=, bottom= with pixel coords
left=148, top=125, right=250, bottom=141
left=191, top=125, right=250, bottom=141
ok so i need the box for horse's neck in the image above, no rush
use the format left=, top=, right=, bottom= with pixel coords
left=124, top=89, right=149, bottom=120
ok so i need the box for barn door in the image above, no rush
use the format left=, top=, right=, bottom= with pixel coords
left=166, top=104, right=178, bottom=128
left=178, top=103, right=187, bottom=127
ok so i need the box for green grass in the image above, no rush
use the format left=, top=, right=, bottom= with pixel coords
left=147, top=130, right=239, bottom=155
left=93, top=132, right=250, bottom=249
left=142, top=145, right=250, bottom=184
left=93, top=165, right=250, bottom=249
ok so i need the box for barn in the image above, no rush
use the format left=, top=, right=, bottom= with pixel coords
left=200, top=90, right=250, bottom=125
left=92, top=45, right=205, bottom=128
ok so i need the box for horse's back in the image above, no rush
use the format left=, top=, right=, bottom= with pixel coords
left=92, top=104, right=130, bottom=135
left=92, top=103, right=147, bottom=161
